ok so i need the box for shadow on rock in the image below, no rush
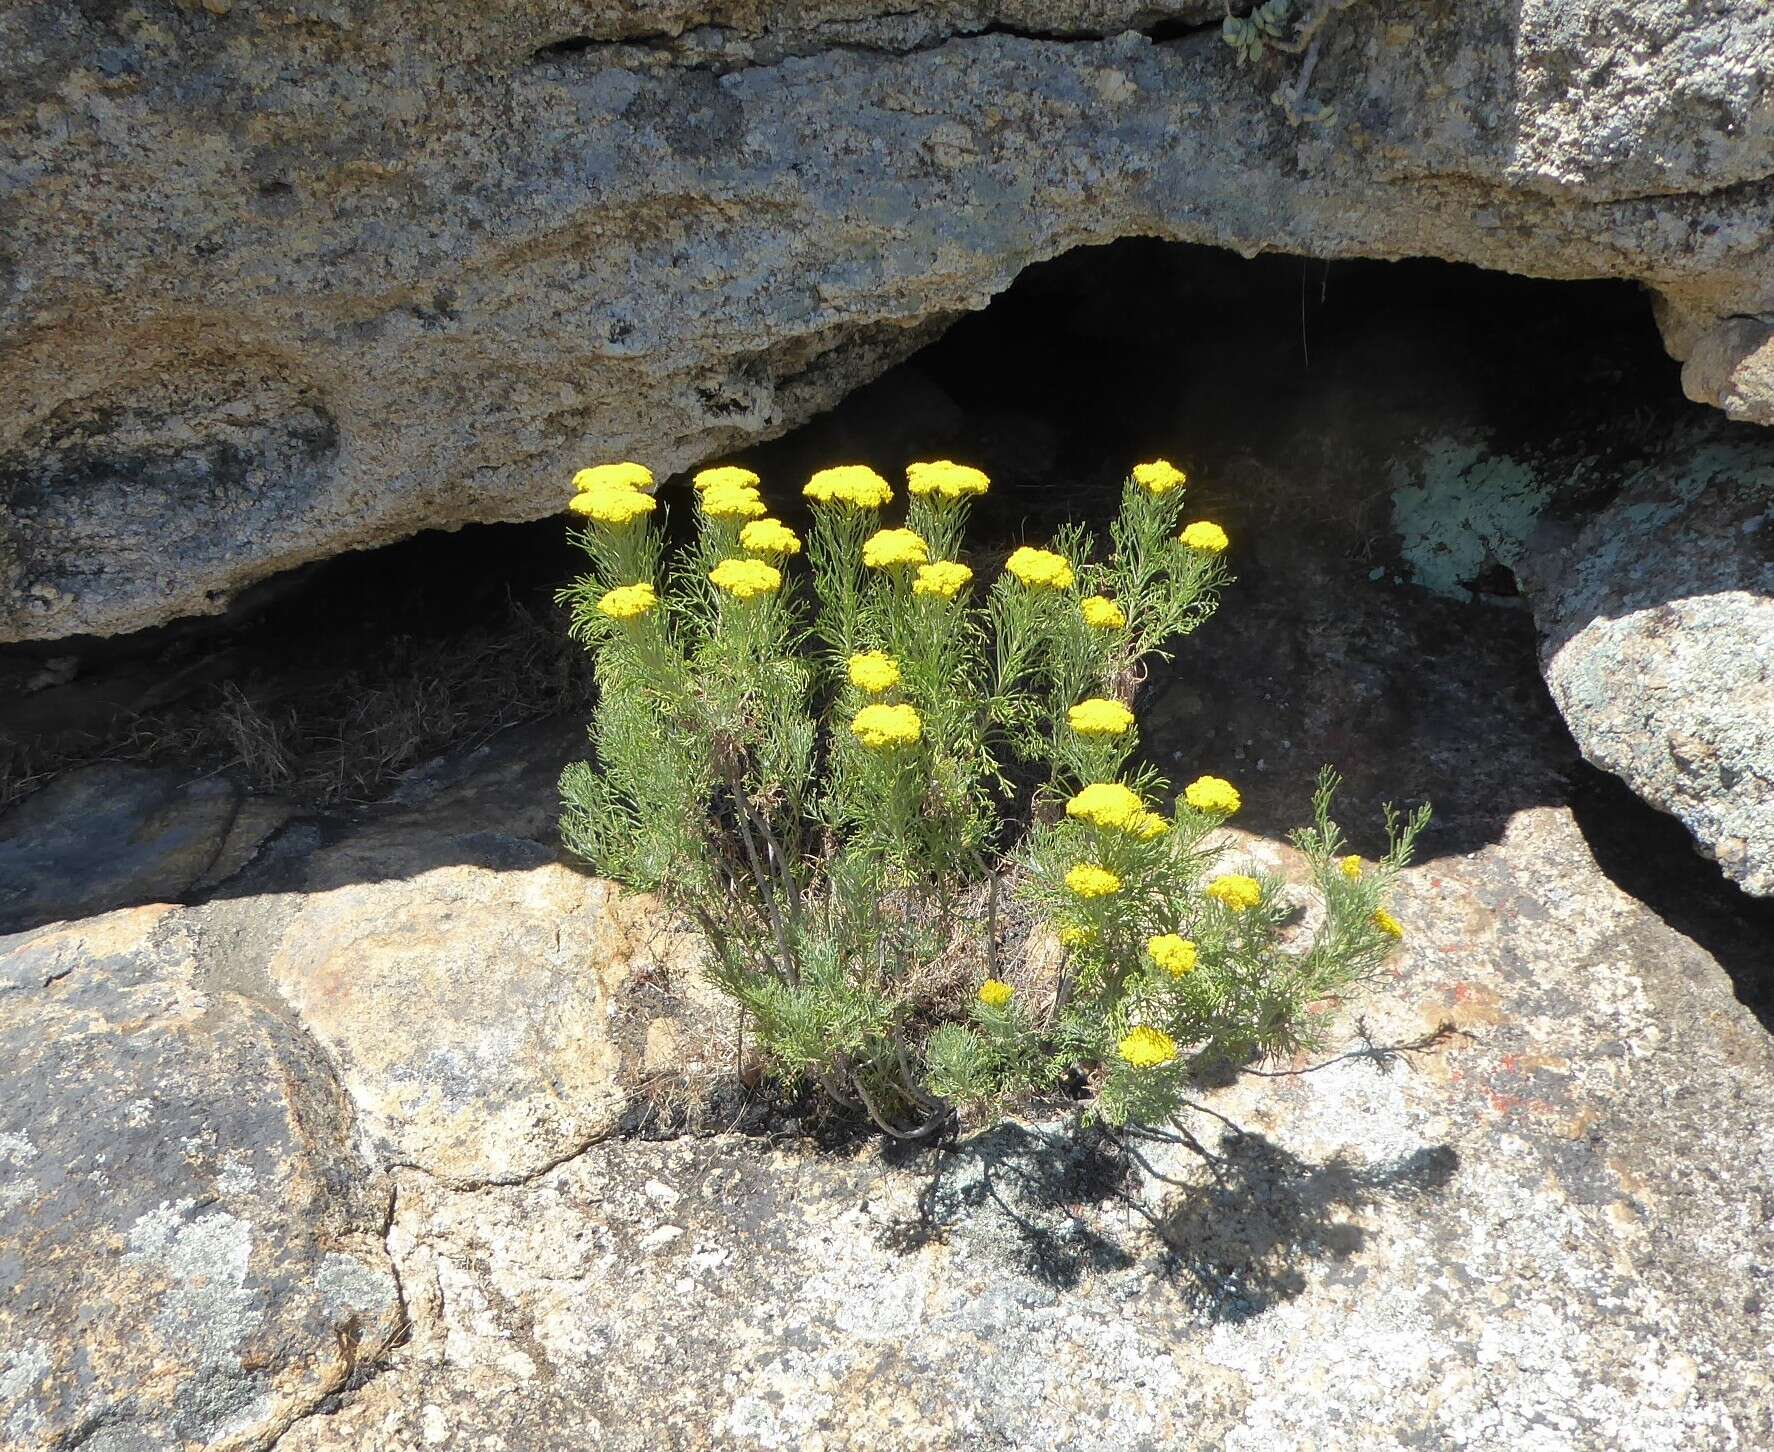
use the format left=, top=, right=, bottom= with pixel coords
left=880, top=1120, right=1138, bottom=1291
left=875, top=1114, right=1460, bottom=1315
left=1568, top=762, right=1774, bottom=1029
left=1152, top=1131, right=1459, bottom=1324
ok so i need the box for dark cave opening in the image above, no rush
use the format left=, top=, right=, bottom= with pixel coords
left=1, top=239, right=1767, bottom=1011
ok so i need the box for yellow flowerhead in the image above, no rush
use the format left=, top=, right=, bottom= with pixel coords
left=1181, top=521, right=1229, bottom=554
left=708, top=557, right=782, bottom=601
left=805, top=465, right=893, bottom=509
left=693, top=465, right=759, bottom=493
left=1065, top=864, right=1122, bottom=899
left=1129, top=811, right=1170, bottom=842
left=573, top=462, right=654, bottom=494
left=1118, top=1025, right=1178, bottom=1069
left=1068, top=699, right=1134, bottom=737
left=1372, top=908, right=1404, bottom=940
left=862, top=528, right=929, bottom=569
left=1205, top=874, right=1262, bottom=912
left=913, top=561, right=973, bottom=599
left=846, top=650, right=901, bottom=695
left=1080, top=595, right=1126, bottom=630
left=595, top=583, right=657, bottom=621
left=851, top=702, right=922, bottom=750
left=906, top=460, right=990, bottom=500
left=739, top=518, right=802, bottom=557
left=1057, top=923, right=1098, bottom=949
left=1005, top=545, right=1075, bottom=590
left=1183, top=775, right=1242, bottom=816
left=1132, top=460, right=1187, bottom=495
left=977, top=978, right=1014, bottom=1009
left=1147, top=934, right=1198, bottom=976
left=702, top=482, right=768, bottom=521
left=569, top=486, right=657, bottom=526
left=1065, top=782, right=1146, bottom=833
left=1340, top=855, right=1363, bottom=881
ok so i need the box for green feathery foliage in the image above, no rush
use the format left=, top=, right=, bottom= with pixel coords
left=556, top=458, right=1428, bottom=1139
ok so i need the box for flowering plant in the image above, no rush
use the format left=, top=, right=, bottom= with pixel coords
left=558, top=458, right=1427, bottom=1137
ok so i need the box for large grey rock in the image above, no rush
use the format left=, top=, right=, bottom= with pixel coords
left=1523, top=430, right=1774, bottom=895
left=276, top=806, right=1774, bottom=1451
left=4, top=0, right=1773, bottom=642
left=250, top=826, right=715, bottom=1186
left=0, top=763, right=286, bottom=934
left=0, top=796, right=732, bottom=1447
left=0, top=906, right=403, bottom=1452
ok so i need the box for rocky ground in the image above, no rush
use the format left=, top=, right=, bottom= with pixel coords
left=4, top=523, right=1771, bottom=1448
left=5, top=5, right=1773, bottom=1445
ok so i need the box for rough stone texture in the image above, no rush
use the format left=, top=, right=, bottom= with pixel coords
left=4, top=0, right=1773, bottom=641
left=1522, top=428, right=1774, bottom=895
left=0, top=906, right=403, bottom=1452
left=0, top=758, right=737, bottom=1448
left=0, top=763, right=286, bottom=934
left=276, top=806, right=1774, bottom=1451
left=256, top=830, right=712, bottom=1185
left=1681, top=318, right=1774, bottom=427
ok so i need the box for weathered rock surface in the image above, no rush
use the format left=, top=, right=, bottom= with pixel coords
left=0, top=906, right=403, bottom=1452
left=1681, top=318, right=1774, bottom=428
left=0, top=790, right=733, bottom=1448
left=4, top=0, right=1772, bottom=641
left=0, top=763, right=287, bottom=934
left=277, top=806, right=1774, bottom=1451
left=254, top=831, right=711, bottom=1185
left=1523, top=429, right=1774, bottom=895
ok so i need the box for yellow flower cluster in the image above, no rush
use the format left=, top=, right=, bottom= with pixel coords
left=1132, top=459, right=1187, bottom=495
left=703, top=481, right=767, bottom=521
left=1005, top=545, right=1075, bottom=590
left=805, top=465, right=892, bottom=509
left=1066, top=782, right=1169, bottom=840
left=1183, top=775, right=1241, bottom=816
left=574, top=463, right=654, bottom=494
left=1146, top=934, right=1198, bottom=976
left=1080, top=595, right=1125, bottom=630
left=977, top=978, right=1014, bottom=1009
left=862, top=528, right=929, bottom=569
left=1205, top=874, right=1262, bottom=912
left=1065, top=863, right=1122, bottom=898
left=851, top=702, right=922, bottom=749
left=1057, top=923, right=1098, bottom=949
left=847, top=650, right=900, bottom=694
left=1068, top=698, right=1134, bottom=737
left=1372, top=908, right=1404, bottom=940
left=693, top=465, right=759, bottom=493
left=569, top=458, right=659, bottom=527
left=570, top=487, right=656, bottom=526
left=906, top=460, right=990, bottom=499
left=1066, top=782, right=1145, bottom=830
left=596, top=582, right=657, bottom=621
left=1181, top=521, right=1229, bottom=554
left=1340, top=855, right=1363, bottom=881
left=708, top=557, right=782, bottom=601
left=739, top=518, right=802, bottom=557
left=913, top=561, right=972, bottom=599
left=1118, top=1025, right=1178, bottom=1069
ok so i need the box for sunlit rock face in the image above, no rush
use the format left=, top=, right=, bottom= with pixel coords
left=1520, top=431, right=1774, bottom=897
left=3, top=0, right=1771, bottom=642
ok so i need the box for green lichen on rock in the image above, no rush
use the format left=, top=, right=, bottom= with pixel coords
left=1389, top=436, right=1552, bottom=599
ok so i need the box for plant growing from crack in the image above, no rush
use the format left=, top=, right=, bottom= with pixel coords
left=557, top=458, right=1427, bottom=1138
left=1222, top=0, right=1367, bottom=128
